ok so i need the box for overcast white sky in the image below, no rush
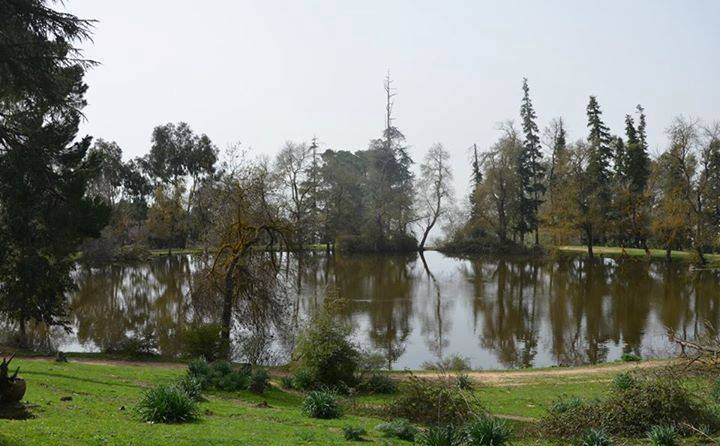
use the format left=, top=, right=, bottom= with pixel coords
left=65, top=0, right=720, bottom=197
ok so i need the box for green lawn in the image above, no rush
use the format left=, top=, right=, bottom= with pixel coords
left=556, top=245, right=720, bottom=264
left=0, top=359, right=699, bottom=445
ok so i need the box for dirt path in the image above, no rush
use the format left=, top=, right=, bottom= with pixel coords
left=404, top=360, right=670, bottom=386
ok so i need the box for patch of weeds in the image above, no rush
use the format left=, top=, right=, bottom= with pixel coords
left=342, top=425, right=367, bottom=441
left=375, top=418, right=418, bottom=442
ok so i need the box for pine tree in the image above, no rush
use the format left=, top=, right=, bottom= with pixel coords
left=518, top=78, right=545, bottom=245
left=624, top=106, right=650, bottom=192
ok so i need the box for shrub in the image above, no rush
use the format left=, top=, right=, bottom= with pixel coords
left=180, top=324, right=224, bottom=362
left=359, top=373, right=398, bottom=394
left=712, top=379, right=720, bottom=403
left=375, top=418, right=418, bottom=442
left=292, top=369, right=314, bottom=390
left=455, top=373, right=474, bottom=391
left=386, top=374, right=479, bottom=425
left=578, top=428, right=612, bottom=446
left=302, top=390, right=342, bottom=419
left=280, top=375, right=295, bottom=389
left=249, top=368, right=270, bottom=394
left=186, top=358, right=250, bottom=392
left=550, top=395, right=582, bottom=414
left=187, top=357, right=212, bottom=388
left=647, top=425, right=678, bottom=446
left=136, top=384, right=199, bottom=424
left=175, top=374, right=202, bottom=401
left=611, top=372, right=636, bottom=390
left=421, top=354, right=471, bottom=372
left=292, top=312, right=360, bottom=390
left=464, top=416, right=512, bottom=446
left=540, top=376, right=719, bottom=438
left=342, top=425, right=367, bottom=441
left=621, top=352, right=641, bottom=362
left=417, top=424, right=464, bottom=446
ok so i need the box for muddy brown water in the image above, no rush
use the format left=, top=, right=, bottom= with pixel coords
left=16, top=251, right=720, bottom=370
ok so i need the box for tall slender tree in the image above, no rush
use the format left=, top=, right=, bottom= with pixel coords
left=518, top=78, right=545, bottom=245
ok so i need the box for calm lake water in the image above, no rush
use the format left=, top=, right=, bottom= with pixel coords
left=41, top=251, right=720, bottom=369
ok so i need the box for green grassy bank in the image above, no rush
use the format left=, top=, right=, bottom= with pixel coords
left=0, top=359, right=680, bottom=446
left=556, top=245, right=720, bottom=264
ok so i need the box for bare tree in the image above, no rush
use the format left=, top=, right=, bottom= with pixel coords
left=416, top=143, right=454, bottom=251
left=274, top=141, right=316, bottom=249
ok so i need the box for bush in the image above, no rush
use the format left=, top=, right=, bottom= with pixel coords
left=712, top=379, right=720, bottom=403
left=280, top=375, right=295, bottom=389
left=186, top=358, right=250, bottom=392
left=540, top=376, right=719, bottom=438
left=464, top=416, right=512, bottom=446
left=578, top=428, right=612, bottom=446
left=421, top=354, right=471, bottom=372
left=417, top=424, right=464, bottom=446
left=291, top=369, right=314, bottom=390
left=455, top=373, right=474, bottom=391
left=342, top=425, right=367, bottom=441
left=386, top=374, right=479, bottom=425
left=175, top=374, right=202, bottom=401
left=249, top=368, right=270, bottom=394
left=292, top=312, right=360, bottom=390
left=647, top=425, right=678, bottom=446
left=375, top=419, right=418, bottom=442
left=359, top=373, right=398, bottom=394
left=611, top=372, right=636, bottom=390
left=621, top=352, right=641, bottom=362
left=136, top=384, right=199, bottom=424
left=180, top=324, right=224, bottom=362
left=187, top=357, right=212, bottom=388
left=550, top=395, right=582, bottom=414
left=302, top=390, right=342, bottom=419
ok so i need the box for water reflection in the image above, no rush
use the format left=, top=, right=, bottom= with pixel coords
left=25, top=251, right=720, bottom=369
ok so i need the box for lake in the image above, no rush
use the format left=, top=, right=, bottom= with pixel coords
left=34, top=251, right=720, bottom=369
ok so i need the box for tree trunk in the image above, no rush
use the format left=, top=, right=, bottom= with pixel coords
left=696, top=246, right=707, bottom=266
left=585, top=226, right=594, bottom=259
left=17, top=320, right=27, bottom=349
left=665, top=245, right=672, bottom=262
left=221, top=258, right=240, bottom=359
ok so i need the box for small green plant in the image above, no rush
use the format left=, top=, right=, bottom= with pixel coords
left=280, top=375, right=295, bottom=389
left=342, top=425, right=367, bottom=441
left=647, top=425, right=678, bottom=446
left=550, top=395, right=582, bottom=413
left=136, top=384, right=198, bottom=424
left=302, top=390, right=342, bottom=419
left=712, top=379, right=720, bottom=403
left=359, top=373, right=398, bottom=394
left=187, top=357, right=211, bottom=389
left=464, top=416, right=512, bottom=446
left=249, top=368, right=270, bottom=394
left=174, top=374, right=202, bottom=401
left=292, top=368, right=315, bottom=390
left=418, top=424, right=464, bottom=446
left=621, top=352, right=641, bottom=362
left=611, top=372, right=635, bottom=390
left=578, top=428, right=612, bottom=446
left=455, top=373, right=474, bottom=390
left=375, top=419, right=418, bottom=441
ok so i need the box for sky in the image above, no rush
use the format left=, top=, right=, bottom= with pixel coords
left=64, top=0, right=720, bottom=197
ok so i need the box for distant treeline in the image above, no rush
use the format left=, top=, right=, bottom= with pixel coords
left=85, top=78, right=720, bottom=264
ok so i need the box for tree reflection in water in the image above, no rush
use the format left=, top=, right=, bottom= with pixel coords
left=14, top=251, right=720, bottom=370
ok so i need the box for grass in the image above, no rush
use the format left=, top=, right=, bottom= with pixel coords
left=0, top=359, right=702, bottom=445
left=556, top=245, right=720, bottom=264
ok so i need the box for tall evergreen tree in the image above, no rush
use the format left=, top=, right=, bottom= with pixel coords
left=518, top=78, right=545, bottom=245
left=0, top=0, right=109, bottom=345
left=624, top=106, right=650, bottom=192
